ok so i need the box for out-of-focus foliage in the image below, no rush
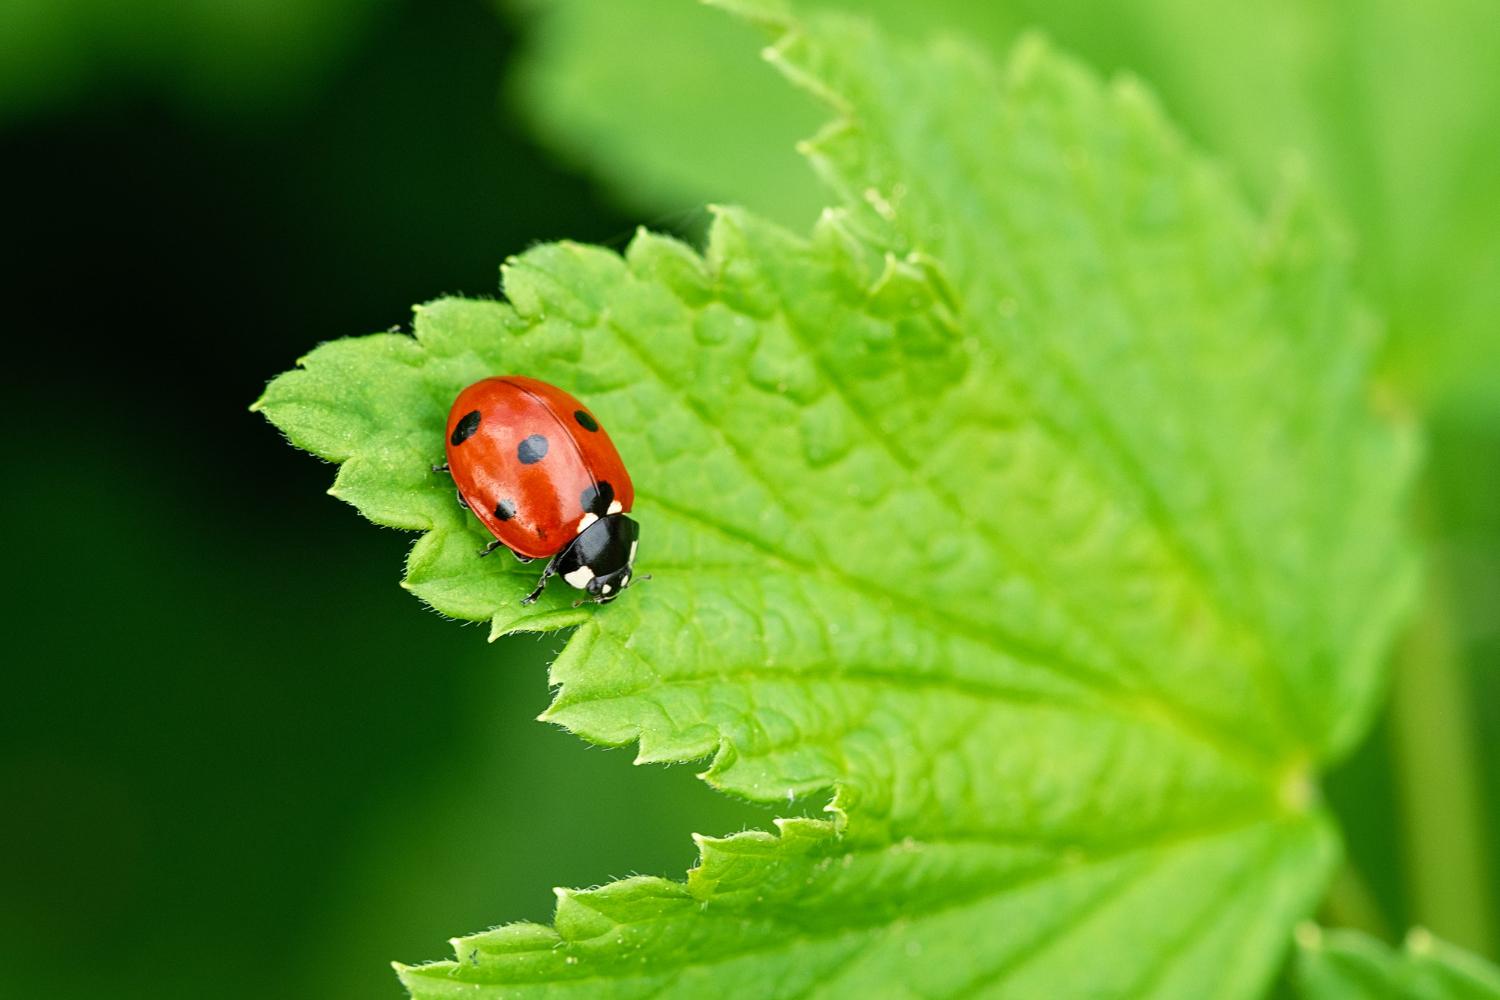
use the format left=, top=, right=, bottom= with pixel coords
left=1293, top=925, right=1500, bottom=999
left=505, top=0, right=1500, bottom=417
left=0, top=0, right=389, bottom=119
left=506, top=0, right=822, bottom=224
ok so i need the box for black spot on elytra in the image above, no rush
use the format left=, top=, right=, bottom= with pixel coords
left=574, top=409, right=599, bottom=432
left=581, top=480, right=614, bottom=516
left=450, top=410, right=481, bottom=446
left=494, top=498, right=516, bottom=521
left=517, top=434, right=549, bottom=464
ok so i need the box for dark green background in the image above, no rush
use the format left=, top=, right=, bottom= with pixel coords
left=1, top=3, right=764, bottom=997
left=1, top=1, right=1493, bottom=997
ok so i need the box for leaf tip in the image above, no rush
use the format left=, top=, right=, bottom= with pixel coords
left=492, top=607, right=591, bottom=641
left=762, top=29, right=850, bottom=115
left=393, top=959, right=429, bottom=983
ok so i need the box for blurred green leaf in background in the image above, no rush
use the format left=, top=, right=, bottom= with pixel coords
left=0, top=0, right=389, bottom=120
left=1293, top=925, right=1500, bottom=999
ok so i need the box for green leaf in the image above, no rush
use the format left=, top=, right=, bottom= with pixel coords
left=256, top=11, right=1415, bottom=999
left=503, top=0, right=1500, bottom=419
left=1292, top=926, right=1500, bottom=999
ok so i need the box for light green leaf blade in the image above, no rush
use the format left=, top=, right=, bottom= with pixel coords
left=771, top=15, right=1416, bottom=759
left=256, top=12, right=1414, bottom=999
left=1293, top=926, right=1500, bottom=1000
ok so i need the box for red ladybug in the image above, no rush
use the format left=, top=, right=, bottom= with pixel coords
left=439, top=376, right=639, bottom=605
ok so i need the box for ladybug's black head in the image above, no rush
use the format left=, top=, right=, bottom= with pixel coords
left=557, top=514, right=639, bottom=604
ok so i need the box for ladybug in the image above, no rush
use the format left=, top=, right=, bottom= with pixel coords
left=438, top=376, right=639, bottom=605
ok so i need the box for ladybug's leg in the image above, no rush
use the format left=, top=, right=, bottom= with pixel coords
left=513, top=552, right=534, bottom=564
left=455, top=489, right=469, bottom=511
left=478, top=539, right=508, bottom=557
left=431, top=462, right=450, bottom=474
left=520, top=555, right=560, bottom=605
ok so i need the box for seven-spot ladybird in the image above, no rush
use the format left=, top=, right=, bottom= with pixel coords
left=439, top=376, right=639, bottom=605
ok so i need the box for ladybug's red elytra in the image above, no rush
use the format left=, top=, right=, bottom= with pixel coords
left=439, top=376, right=639, bottom=605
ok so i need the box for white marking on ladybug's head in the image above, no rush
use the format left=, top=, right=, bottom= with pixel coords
left=621, top=572, right=631, bottom=588
left=563, top=566, right=594, bottom=590
left=601, top=583, right=613, bottom=595
left=607, top=500, right=623, bottom=515
left=576, top=512, right=599, bottom=534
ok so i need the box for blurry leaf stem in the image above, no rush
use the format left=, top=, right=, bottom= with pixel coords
left=1390, top=499, right=1498, bottom=958
left=1323, top=862, right=1392, bottom=941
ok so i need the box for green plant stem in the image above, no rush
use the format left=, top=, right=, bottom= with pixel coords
left=1323, top=862, right=1393, bottom=942
left=1389, top=549, right=1498, bottom=957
